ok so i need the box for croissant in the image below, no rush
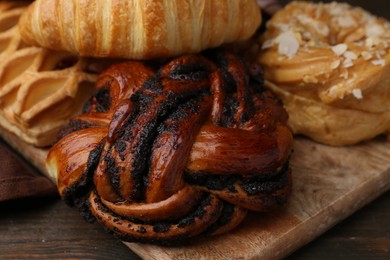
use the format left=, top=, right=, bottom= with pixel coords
left=257, top=2, right=390, bottom=146
left=46, top=50, right=293, bottom=244
left=18, top=0, right=261, bottom=60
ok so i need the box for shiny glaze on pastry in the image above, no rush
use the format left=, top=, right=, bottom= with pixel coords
left=47, top=51, right=293, bottom=244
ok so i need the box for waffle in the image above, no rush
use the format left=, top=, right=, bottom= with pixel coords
left=0, top=1, right=101, bottom=147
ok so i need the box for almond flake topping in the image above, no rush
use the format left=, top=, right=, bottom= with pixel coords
left=343, top=58, right=354, bottom=68
left=277, top=31, right=300, bottom=57
left=328, top=3, right=345, bottom=16
left=366, top=23, right=385, bottom=38
left=354, top=41, right=365, bottom=47
left=344, top=51, right=358, bottom=60
left=365, top=37, right=381, bottom=48
left=331, top=44, right=348, bottom=56
left=260, top=1, right=390, bottom=82
left=371, top=59, right=386, bottom=66
left=331, top=60, right=341, bottom=69
left=376, top=50, right=386, bottom=58
left=302, top=31, right=312, bottom=40
left=297, top=15, right=330, bottom=37
left=352, top=89, right=363, bottom=99
left=362, top=51, right=373, bottom=60
left=328, top=86, right=338, bottom=95
left=337, top=16, right=356, bottom=27
left=261, top=39, right=275, bottom=50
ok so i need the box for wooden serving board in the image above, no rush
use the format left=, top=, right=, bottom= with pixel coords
left=1, top=126, right=389, bottom=259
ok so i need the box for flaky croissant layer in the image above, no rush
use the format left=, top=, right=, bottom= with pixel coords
left=19, top=0, right=261, bottom=59
left=46, top=50, right=293, bottom=244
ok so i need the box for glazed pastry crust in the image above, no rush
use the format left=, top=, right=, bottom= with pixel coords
left=258, top=2, right=390, bottom=145
left=19, top=0, right=261, bottom=59
left=46, top=51, right=293, bottom=244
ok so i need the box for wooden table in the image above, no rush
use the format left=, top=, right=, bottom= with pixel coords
left=0, top=182, right=388, bottom=259
left=1, top=0, right=390, bottom=259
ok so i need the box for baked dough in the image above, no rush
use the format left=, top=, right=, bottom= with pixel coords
left=258, top=1, right=390, bottom=145
left=47, top=51, right=293, bottom=244
left=19, top=0, right=261, bottom=59
left=0, top=1, right=102, bottom=147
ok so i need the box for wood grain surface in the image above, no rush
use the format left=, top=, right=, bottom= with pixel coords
left=1, top=124, right=389, bottom=259
left=0, top=185, right=388, bottom=259
left=125, top=138, right=390, bottom=259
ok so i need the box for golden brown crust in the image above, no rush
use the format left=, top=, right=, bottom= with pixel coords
left=258, top=1, right=390, bottom=145
left=265, top=80, right=390, bottom=146
left=19, top=0, right=261, bottom=59
left=47, top=51, right=293, bottom=244
left=0, top=1, right=104, bottom=147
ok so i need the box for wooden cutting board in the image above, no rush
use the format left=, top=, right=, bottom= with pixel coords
left=1, top=126, right=389, bottom=259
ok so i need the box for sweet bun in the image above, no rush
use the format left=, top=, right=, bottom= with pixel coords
left=18, top=0, right=261, bottom=59
left=258, top=1, right=390, bottom=145
left=47, top=51, right=293, bottom=244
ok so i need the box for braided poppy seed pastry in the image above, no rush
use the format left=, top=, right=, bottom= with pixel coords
left=18, top=0, right=261, bottom=59
left=46, top=51, right=293, bottom=244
